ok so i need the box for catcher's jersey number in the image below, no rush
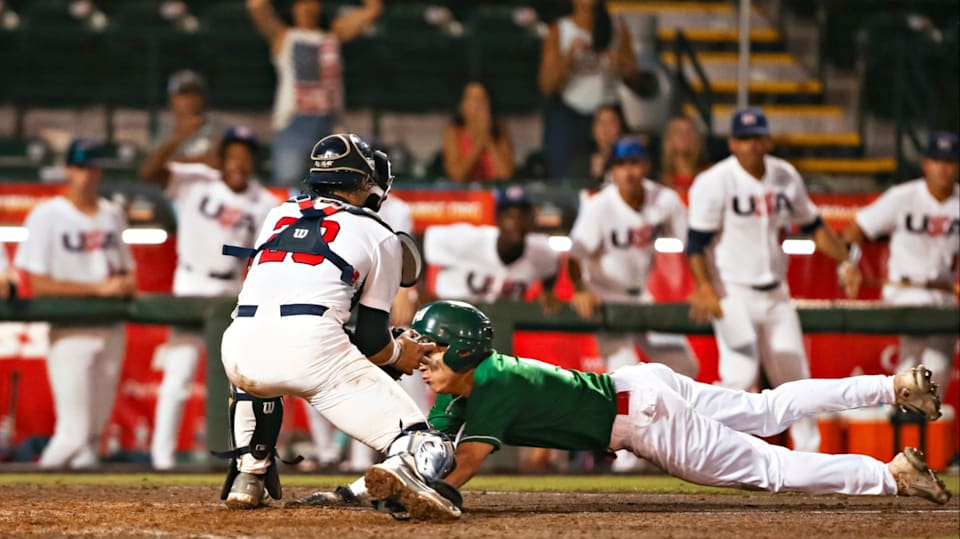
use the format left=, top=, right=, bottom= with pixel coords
left=257, top=216, right=341, bottom=266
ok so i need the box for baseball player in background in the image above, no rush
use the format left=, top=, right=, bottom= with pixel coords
left=294, top=300, right=952, bottom=511
left=569, top=137, right=698, bottom=377
left=0, top=244, right=10, bottom=300
left=143, top=125, right=277, bottom=470
left=424, top=185, right=561, bottom=312
left=843, top=131, right=959, bottom=396
left=15, top=139, right=136, bottom=469
left=686, top=108, right=862, bottom=453
left=216, top=134, right=461, bottom=520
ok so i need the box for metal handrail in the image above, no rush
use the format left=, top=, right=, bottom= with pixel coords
left=671, top=30, right=715, bottom=133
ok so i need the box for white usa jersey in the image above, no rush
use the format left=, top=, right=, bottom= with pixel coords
left=14, top=196, right=134, bottom=282
left=167, top=162, right=277, bottom=296
left=688, top=155, right=819, bottom=287
left=424, top=224, right=558, bottom=303
left=856, top=179, right=959, bottom=299
left=235, top=198, right=402, bottom=324
left=378, top=195, right=413, bottom=234
left=569, top=181, right=686, bottom=302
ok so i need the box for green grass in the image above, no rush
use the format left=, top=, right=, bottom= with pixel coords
left=2, top=472, right=958, bottom=496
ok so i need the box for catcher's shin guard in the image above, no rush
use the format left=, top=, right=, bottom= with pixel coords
left=214, top=391, right=294, bottom=501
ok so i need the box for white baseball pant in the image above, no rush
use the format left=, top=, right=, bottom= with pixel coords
left=609, top=363, right=899, bottom=495
left=150, top=328, right=204, bottom=470
left=712, top=282, right=820, bottom=452
left=221, top=308, right=425, bottom=474
left=885, top=286, right=958, bottom=395
left=39, top=325, right=125, bottom=469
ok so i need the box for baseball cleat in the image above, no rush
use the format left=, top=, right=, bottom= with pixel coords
left=285, top=486, right=368, bottom=508
left=893, top=366, right=942, bottom=420
left=888, top=447, right=952, bottom=505
left=364, top=455, right=461, bottom=520
left=225, top=472, right=267, bottom=509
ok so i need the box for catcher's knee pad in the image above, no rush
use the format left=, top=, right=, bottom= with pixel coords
left=386, top=423, right=456, bottom=484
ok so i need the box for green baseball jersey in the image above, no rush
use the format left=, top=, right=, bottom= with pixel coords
left=428, top=352, right=618, bottom=451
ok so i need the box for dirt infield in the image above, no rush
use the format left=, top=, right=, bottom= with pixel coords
left=3, top=484, right=959, bottom=538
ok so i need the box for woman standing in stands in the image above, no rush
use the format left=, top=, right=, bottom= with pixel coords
left=659, top=116, right=708, bottom=192
left=443, top=81, right=515, bottom=183
left=247, top=0, right=382, bottom=186
left=538, top=0, right=653, bottom=180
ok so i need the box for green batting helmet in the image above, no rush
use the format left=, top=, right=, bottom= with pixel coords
left=411, top=300, right=494, bottom=372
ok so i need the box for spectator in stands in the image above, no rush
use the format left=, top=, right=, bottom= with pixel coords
left=538, top=0, right=656, bottom=180
left=139, top=70, right=219, bottom=182
left=659, top=116, right=708, bottom=192
left=843, top=130, right=959, bottom=406
left=247, top=0, right=382, bottom=186
left=15, top=139, right=136, bottom=469
left=583, top=104, right=625, bottom=186
left=142, top=126, right=277, bottom=470
left=442, top=81, right=515, bottom=183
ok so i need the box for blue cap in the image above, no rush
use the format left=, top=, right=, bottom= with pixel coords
left=925, top=131, right=959, bottom=162
left=221, top=125, right=260, bottom=153
left=65, top=138, right=104, bottom=168
left=495, top=184, right=533, bottom=212
left=608, top=136, right=648, bottom=168
left=731, top=107, right=770, bottom=138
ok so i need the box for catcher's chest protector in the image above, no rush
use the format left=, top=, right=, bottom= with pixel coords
left=223, top=195, right=393, bottom=285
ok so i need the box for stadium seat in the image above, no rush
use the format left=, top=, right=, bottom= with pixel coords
left=195, top=2, right=274, bottom=110
left=371, top=3, right=467, bottom=112
left=465, top=6, right=543, bottom=114
left=13, top=1, right=105, bottom=107
left=0, top=137, right=52, bottom=182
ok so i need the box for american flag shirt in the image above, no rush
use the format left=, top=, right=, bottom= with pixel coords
left=272, top=28, right=344, bottom=130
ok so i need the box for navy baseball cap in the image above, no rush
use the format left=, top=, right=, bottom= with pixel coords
left=167, top=69, right=206, bottom=95
left=221, top=125, right=260, bottom=152
left=925, top=131, right=959, bottom=162
left=495, top=184, right=533, bottom=212
left=731, top=107, right=771, bottom=138
left=607, top=136, right=648, bottom=169
left=65, top=138, right=105, bottom=168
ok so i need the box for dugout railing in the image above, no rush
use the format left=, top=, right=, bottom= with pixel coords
left=1, top=297, right=957, bottom=461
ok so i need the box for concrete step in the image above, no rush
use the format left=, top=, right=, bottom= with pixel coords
left=697, top=104, right=857, bottom=139
left=790, top=157, right=896, bottom=175
left=614, top=2, right=780, bottom=43
left=664, top=52, right=821, bottom=95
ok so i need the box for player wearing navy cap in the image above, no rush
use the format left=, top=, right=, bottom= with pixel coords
left=15, top=138, right=136, bottom=469
left=844, top=130, right=959, bottom=398
left=423, top=185, right=561, bottom=311
left=686, top=107, right=861, bottom=453
left=568, top=136, right=697, bottom=469
left=144, top=125, right=277, bottom=470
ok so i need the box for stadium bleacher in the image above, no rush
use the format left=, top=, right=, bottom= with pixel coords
left=0, top=0, right=956, bottom=184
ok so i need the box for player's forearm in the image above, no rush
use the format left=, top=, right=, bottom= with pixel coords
left=26, top=273, right=105, bottom=297
left=566, top=257, right=587, bottom=292
left=138, top=139, right=180, bottom=184
left=842, top=221, right=867, bottom=246
left=813, top=225, right=850, bottom=264
left=443, top=444, right=489, bottom=488
left=687, top=254, right=714, bottom=290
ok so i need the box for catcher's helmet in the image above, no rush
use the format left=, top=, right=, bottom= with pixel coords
left=304, top=133, right=376, bottom=194
left=411, top=300, right=494, bottom=372
left=364, top=149, right=394, bottom=211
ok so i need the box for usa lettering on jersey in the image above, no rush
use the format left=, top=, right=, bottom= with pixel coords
left=61, top=230, right=120, bottom=252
